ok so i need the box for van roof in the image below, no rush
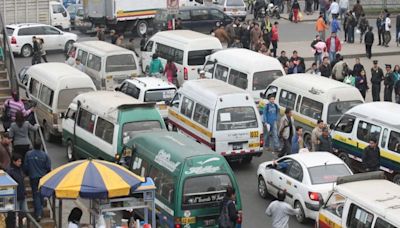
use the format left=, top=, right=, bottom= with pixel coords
left=153, top=30, right=222, bottom=49
left=336, top=179, right=400, bottom=225
left=73, top=91, right=149, bottom=122
left=346, top=102, right=400, bottom=128
left=124, top=77, right=176, bottom=90
left=74, top=41, right=135, bottom=56
left=27, top=63, right=95, bottom=89
left=209, top=48, right=284, bottom=73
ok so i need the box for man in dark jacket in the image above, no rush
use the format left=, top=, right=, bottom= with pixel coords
left=362, top=138, right=380, bottom=172
left=370, top=60, right=384, bottom=101
left=289, top=51, right=306, bottom=73
left=376, top=13, right=384, bottom=45
left=319, top=56, right=332, bottom=77
left=31, top=36, right=41, bottom=65
left=396, top=13, right=400, bottom=41
left=364, top=26, right=374, bottom=59
left=317, top=128, right=333, bottom=152
left=384, top=64, right=395, bottom=102
left=219, top=186, right=238, bottom=228
left=0, top=133, right=12, bottom=171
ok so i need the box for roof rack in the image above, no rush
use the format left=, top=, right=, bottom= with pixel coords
left=336, top=171, right=386, bottom=185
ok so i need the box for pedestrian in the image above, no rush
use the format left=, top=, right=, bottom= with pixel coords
left=140, top=33, right=148, bottom=51
left=320, top=0, right=329, bottom=22
left=291, top=126, right=303, bottom=154
left=338, top=0, right=349, bottom=20
left=164, top=59, right=177, bottom=84
left=291, top=0, right=301, bottom=23
left=261, top=15, right=273, bottom=48
left=312, top=36, right=327, bottom=65
left=3, top=92, right=33, bottom=131
left=383, top=13, right=392, bottom=47
left=310, top=62, right=319, bottom=74
left=73, top=58, right=84, bottom=72
left=287, top=60, right=296, bottom=74
left=396, top=13, right=400, bottom=42
left=395, top=77, right=400, bottom=104
left=149, top=54, right=164, bottom=78
left=24, top=141, right=51, bottom=222
left=263, top=95, right=280, bottom=151
left=346, top=12, right=356, bottom=43
left=352, top=57, right=364, bottom=77
left=314, top=0, right=319, bottom=12
left=277, top=50, right=289, bottom=67
left=31, top=36, right=41, bottom=65
left=328, top=0, right=339, bottom=19
left=175, top=18, right=183, bottom=30
left=305, top=0, right=313, bottom=15
left=311, top=120, right=324, bottom=151
left=289, top=50, right=306, bottom=73
left=0, top=133, right=12, bottom=172
left=315, top=14, right=329, bottom=41
left=326, top=32, right=341, bottom=63
left=330, top=15, right=341, bottom=35
left=110, top=30, right=118, bottom=44
left=9, top=111, right=39, bottom=162
left=370, top=60, right=384, bottom=101
left=384, top=64, right=395, bottom=102
left=250, top=23, right=263, bottom=51
left=357, top=13, right=369, bottom=44
left=343, top=70, right=356, bottom=86
left=319, top=56, right=332, bottom=77
left=96, top=26, right=105, bottom=41
left=68, top=207, right=83, bottom=228
left=331, top=55, right=348, bottom=82
left=355, top=69, right=368, bottom=99
left=246, top=0, right=255, bottom=13
left=278, top=108, right=296, bottom=157
left=231, top=36, right=243, bottom=48
left=352, top=0, right=364, bottom=23
left=317, top=127, right=333, bottom=152
left=393, top=65, right=400, bottom=83
left=124, top=38, right=136, bottom=53
left=377, top=13, right=385, bottom=46
left=226, top=18, right=240, bottom=47
left=271, top=22, right=279, bottom=57
left=38, top=38, right=48, bottom=63
left=240, top=21, right=251, bottom=49
left=115, top=34, right=124, bottom=47
left=214, top=25, right=230, bottom=48
left=362, top=138, right=380, bottom=172
left=199, top=70, right=206, bottom=79
left=364, top=26, right=374, bottom=59
left=265, top=190, right=300, bottom=228
left=218, top=186, right=239, bottom=228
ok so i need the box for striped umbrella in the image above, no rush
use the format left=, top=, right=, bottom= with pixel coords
left=39, top=159, right=145, bottom=199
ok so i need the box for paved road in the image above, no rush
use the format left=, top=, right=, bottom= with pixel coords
left=12, top=19, right=398, bottom=227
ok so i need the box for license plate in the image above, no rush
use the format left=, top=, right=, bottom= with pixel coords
left=249, top=143, right=260, bottom=148
left=181, top=217, right=196, bottom=224
left=157, top=104, right=167, bottom=110
left=250, top=131, right=259, bottom=138
left=233, top=9, right=238, bottom=12
left=232, top=143, right=243, bottom=150
left=204, top=219, right=216, bottom=226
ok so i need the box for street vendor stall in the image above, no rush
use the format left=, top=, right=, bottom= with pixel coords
left=39, top=159, right=156, bottom=228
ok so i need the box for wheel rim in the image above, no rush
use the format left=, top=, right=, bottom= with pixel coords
left=138, top=23, right=147, bottom=35
left=258, top=178, right=266, bottom=197
left=295, top=202, right=304, bottom=221
left=22, top=47, right=31, bottom=57
left=67, top=144, right=73, bottom=160
left=393, top=175, right=400, bottom=185
left=66, top=41, right=73, bottom=51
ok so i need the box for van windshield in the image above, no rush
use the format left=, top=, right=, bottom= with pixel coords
left=122, top=121, right=162, bottom=144
left=327, top=100, right=363, bottom=125
left=217, top=107, right=258, bottom=131
left=106, top=54, right=136, bottom=73
left=182, top=174, right=232, bottom=210
left=57, top=88, right=95, bottom=110
left=252, top=70, right=283, bottom=91
left=144, top=89, right=176, bottom=102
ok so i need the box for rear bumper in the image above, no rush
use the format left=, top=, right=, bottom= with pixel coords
left=222, top=150, right=263, bottom=160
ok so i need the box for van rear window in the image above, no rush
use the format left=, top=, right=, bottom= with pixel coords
left=252, top=70, right=283, bottom=91
left=106, top=54, right=136, bottom=73
left=144, top=89, right=176, bottom=102
left=122, top=121, right=162, bottom=144
left=216, top=107, right=258, bottom=131
left=188, top=50, right=213, bottom=66
left=57, top=88, right=95, bottom=110
left=182, top=174, right=232, bottom=210
left=226, top=0, right=245, bottom=7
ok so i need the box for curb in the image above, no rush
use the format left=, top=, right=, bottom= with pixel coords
left=301, top=50, right=400, bottom=62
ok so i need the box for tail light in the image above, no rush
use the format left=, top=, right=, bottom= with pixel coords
left=211, top=137, right=216, bottom=151
left=11, top=36, right=16, bottom=44
left=183, top=67, right=188, bottom=80
left=168, top=20, right=173, bottom=30
left=53, top=113, right=59, bottom=124
left=308, top=192, right=320, bottom=201
left=224, top=7, right=226, bottom=11
left=174, top=225, right=181, bottom=228
left=260, top=133, right=264, bottom=147
left=237, top=211, right=242, bottom=224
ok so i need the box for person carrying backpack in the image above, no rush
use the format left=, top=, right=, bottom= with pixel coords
left=218, top=186, right=239, bottom=228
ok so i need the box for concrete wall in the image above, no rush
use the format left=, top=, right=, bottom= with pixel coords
left=349, top=0, right=400, bottom=9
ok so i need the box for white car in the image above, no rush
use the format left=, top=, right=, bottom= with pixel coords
left=257, top=152, right=353, bottom=223
left=116, top=77, right=177, bottom=119
left=6, top=23, right=77, bottom=57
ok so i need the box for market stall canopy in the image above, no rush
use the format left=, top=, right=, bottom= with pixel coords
left=39, top=159, right=146, bottom=199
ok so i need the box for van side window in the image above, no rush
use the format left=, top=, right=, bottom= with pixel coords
left=228, top=69, right=248, bottom=90
left=29, top=78, right=41, bottom=97
left=77, top=109, right=96, bottom=133
left=144, top=41, right=154, bottom=52
left=299, top=97, right=323, bottom=120
left=39, top=85, right=54, bottom=107
left=156, top=43, right=183, bottom=65
left=193, top=103, right=210, bottom=128
left=87, top=54, right=101, bottom=71
left=131, top=156, right=149, bottom=177
left=95, top=117, right=114, bottom=144
left=188, top=50, right=212, bottom=66
left=180, top=97, right=194, bottom=118
left=381, top=128, right=388, bottom=148
left=191, top=9, right=209, bottom=20
left=388, top=130, right=400, bottom=153
left=124, top=84, right=141, bottom=99
left=324, top=192, right=346, bottom=218
left=177, top=10, right=190, bottom=20
left=347, top=204, right=374, bottom=228
left=210, top=9, right=224, bottom=20
left=214, top=64, right=229, bottom=82
left=77, top=50, right=88, bottom=65
left=357, top=121, right=382, bottom=143
left=149, top=167, right=174, bottom=205
left=279, top=90, right=296, bottom=110
left=334, top=115, right=355, bottom=133
left=374, top=218, right=396, bottom=228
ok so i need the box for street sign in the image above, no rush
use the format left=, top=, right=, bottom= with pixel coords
left=167, top=0, right=179, bottom=14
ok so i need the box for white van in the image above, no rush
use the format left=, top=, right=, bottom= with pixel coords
left=23, top=63, right=96, bottom=141
left=49, top=1, right=71, bottom=30
left=203, top=48, right=284, bottom=103
left=67, top=41, right=140, bottom=90
left=167, top=79, right=264, bottom=163
left=330, top=102, right=400, bottom=184
left=317, top=172, right=400, bottom=228
left=141, top=30, right=222, bottom=86
left=259, top=74, right=364, bottom=149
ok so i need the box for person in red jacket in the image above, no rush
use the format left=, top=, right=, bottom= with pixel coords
left=326, top=32, right=342, bottom=63
left=271, top=22, right=279, bottom=57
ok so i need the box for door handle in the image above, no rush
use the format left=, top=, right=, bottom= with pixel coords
left=279, top=177, right=282, bottom=180
left=294, top=185, right=297, bottom=188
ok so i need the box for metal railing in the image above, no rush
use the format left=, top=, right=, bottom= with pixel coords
left=0, top=13, right=18, bottom=92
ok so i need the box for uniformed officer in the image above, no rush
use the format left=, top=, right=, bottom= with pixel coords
left=384, top=64, right=395, bottom=102
left=370, top=60, right=384, bottom=101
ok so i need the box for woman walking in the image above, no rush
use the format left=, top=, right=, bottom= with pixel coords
left=164, top=59, right=178, bottom=86
left=355, top=69, right=369, bottom=99
left=38, top=38, right=48, bottom=63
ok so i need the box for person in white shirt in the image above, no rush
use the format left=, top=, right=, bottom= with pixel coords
left=338, top=0, right=349, bottom=20
left=384, top=13, right=391, bottom=47
left=328, top=0, right=340, bottom=20
left=266, top=190, right=300, bottom=228
left=73, top=58, right=84, bottom=72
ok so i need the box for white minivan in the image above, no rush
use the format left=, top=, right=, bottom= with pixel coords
left=66, top=41, right=140, bottom=90
left=141, top=30, right=222, bottom=86
left=167, top=79, right=264, bottom=163
left=49, top=1, right=71, bottom=30
left=203, top=48, right=284, bottom=103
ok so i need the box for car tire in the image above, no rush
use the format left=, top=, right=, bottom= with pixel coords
left=136, top=20, right=148, bottom=37
left=295, top=201, right=306, bottom=223
left=392, top=174, right=400, bottom=185
left=66, top=140, right=76, bottom=162
left=21, top=44, right=33, bottom=57
left=258, top=176, right=268, bottom=199
left=64, top=40, right=75, bottom=53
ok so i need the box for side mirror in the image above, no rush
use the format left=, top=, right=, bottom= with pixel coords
left=165, top=100, right=170, bottom=106
left=140, top=47, right=146, bottom=52
left=59, top=113, right=65, bottom=119
left=329, top=123, right=335, bottom=130
left=318, top=196, right=325, bottom=208
left=197, top=68, right=201, bottom=74
left=115, top=87, right=120, bottom=91
left=260, top=92, right=265, bottom=99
